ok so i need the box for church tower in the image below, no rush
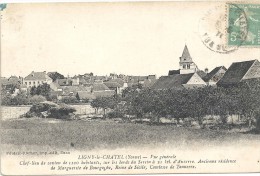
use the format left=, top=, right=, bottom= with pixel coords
left=179, top=45, right=198, bottom=74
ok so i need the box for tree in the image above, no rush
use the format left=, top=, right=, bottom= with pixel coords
left=91, top=97, right=103, bottom=114
left=30, top=86, right=38, bottom=96
left=61, top=96, right=78, bottom=104
left=91, top=96, right=120, bottom=116
left=47, top=72, right=65, bottom=81
left=235, top=81, right=260, bottom=128
left=1, top=92, right=12, bottom=105
left=30, top=83, right=51, bottom=98
left=36, top=83, right=51, bottom=97
left=29, top=95, right=47, bottom=104
left=10, top=92, right=29, bottom=105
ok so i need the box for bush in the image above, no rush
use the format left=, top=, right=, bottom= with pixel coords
left=29, top=101, right=58, bottom=114
left=21, top=101, right=76, bottom=119
left=1, top=93, right=12, bottom=105
left=61, top=96, right=79, bottom=104
left=106, top=111, right=124, bottom=119
left=49, top=104, right=76, bottom=119
left=29, top=95, right=47, bottom=104
left=10, top=93, right=29, bottom=105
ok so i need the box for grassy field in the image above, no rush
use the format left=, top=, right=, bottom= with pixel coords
left=1, top=106, right=31, bottom=120
left=1, top=117, right=260, bottom=151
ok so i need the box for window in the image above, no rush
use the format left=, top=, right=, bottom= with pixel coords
left=38, top=81, right=40, bottom=84
left=187, top=64, right=190, bottom=69
left=183, top=65, right=186, bottom=69
left=25, top=82, right=27, bottom=85
left=29, top=82, right=31, bottom=85
left=33, top=81, right=36, bottom=85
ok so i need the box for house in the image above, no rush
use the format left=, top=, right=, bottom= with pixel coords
left=49, top=91, right=63, bottom=100
left=49, top=82, right=62, bottom=91
left=55, top=77, right=79, bottom=86
left=104, top=78, right=128, bottom=94
left=203, top=66, right=227, bottom=85
left=62, top=85, right=91, bottom=96
left=23, top=71, right=52, bottom=88
left=92, top=83, right=111, bottom=92
left=20, top=84, right=28, bottom=92
left=104, top=82, right=122, bottom=94
left=152, top=72, right=206, bottom=90
left=76, top=89, right=115, bottom=101
left=217, top=59, right=260, bottom=87
left=92, top=76, right=108, bottom=82
left=143, top=79, right=158, bottom=88
left=76, top=91, right=96, bottom=101
left=1, top=76, right=22, bottom=92
left=56, top=79, right=69, bottom=86
left=127, top=75, right=157, bottom=88
left=169, top=45, right=199, bottom=75
left=94, top=90, right=115, bottom=98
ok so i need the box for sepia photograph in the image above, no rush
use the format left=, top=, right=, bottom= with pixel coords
left=0, top=1, right=260, bottom=175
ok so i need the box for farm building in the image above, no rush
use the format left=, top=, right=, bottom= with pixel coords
left=152, top=72, right=206, bottom=90
left=217, top=59, right=260, bottom=87
left=203, top=66, right=227, bottom=85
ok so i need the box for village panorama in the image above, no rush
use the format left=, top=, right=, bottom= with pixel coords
left=1, top=45, right=260, bottom=151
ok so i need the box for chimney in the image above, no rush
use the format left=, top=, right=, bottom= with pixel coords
left=31, top=71, right=34, bottom=77
left=205, top=68, right=209, bottom=74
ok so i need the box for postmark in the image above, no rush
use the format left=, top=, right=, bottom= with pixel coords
left=228, top=3, right=260, bottom=46
left=199, top=3, right=248, bottom=54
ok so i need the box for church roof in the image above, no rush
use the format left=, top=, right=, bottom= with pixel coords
left=180, top=45, right=193, bottom=63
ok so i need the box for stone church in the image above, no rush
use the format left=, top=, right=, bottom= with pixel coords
left=168, top=45, right=199, bottom=75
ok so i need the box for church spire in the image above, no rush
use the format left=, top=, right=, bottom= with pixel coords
left=180, top=45, right=193, bottom=63
left=179, top=45, right=198, bottom=74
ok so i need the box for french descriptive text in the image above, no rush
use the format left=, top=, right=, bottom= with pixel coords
left=7, top=151, right=237, bottom=172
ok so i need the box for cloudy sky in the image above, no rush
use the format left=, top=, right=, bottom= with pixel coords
left=1, top=2, right=259, bottom=77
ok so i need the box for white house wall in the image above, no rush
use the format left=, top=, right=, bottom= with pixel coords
left=186, top=73, right=207, bottom=85
left=242, top=60, right=260, bottom=80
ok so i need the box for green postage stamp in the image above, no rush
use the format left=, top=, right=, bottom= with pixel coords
left=228, top=3, right=260, bottom=46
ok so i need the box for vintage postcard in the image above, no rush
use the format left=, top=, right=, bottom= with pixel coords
left=1, top=1, right=260, bottom=175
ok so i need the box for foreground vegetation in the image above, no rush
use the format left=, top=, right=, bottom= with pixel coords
left=91, top=80, right=260, bottom=132
left=2, top=118, right=260, bottom=151
left=20, top=101, right=76, bottom=119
